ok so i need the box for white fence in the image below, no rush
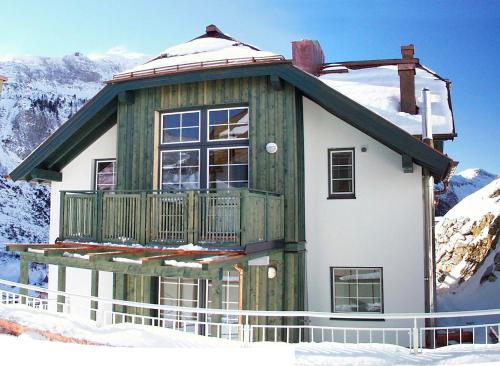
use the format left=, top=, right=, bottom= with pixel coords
left=1, top=278, right=499, bottom=353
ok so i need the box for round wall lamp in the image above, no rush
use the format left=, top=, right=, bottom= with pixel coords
left=268, top=266, right=277, bottom=279
left=266, top=142, right=278, bottom=154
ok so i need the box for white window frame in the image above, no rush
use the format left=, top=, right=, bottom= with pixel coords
left=160, top=148, right=201, bottom=190
left=206, top=146, right=249, bottom=189
left=94, top=159, right=116, bottom=191
left=328, top=148, right=355, bottom=198
left=160, top=110, right=201, bottom=145
left=207, top=107, right=249, bottom=142
left=331, top=267, right=383, bottom=314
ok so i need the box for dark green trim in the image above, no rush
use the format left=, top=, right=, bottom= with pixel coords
left=118, top=90, right=135, bottom=105
left=30, top=168, right=62, bottom=182
left=270, top=75, right=284, bottom=91
left=402, top=154, right=414, bottom=173
left=10, top=63, right=453, bottom=182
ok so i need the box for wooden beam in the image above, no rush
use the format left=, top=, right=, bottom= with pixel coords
left=118, top=90, right=135, bottom=105
left=402, top=154, right=414, bottom=173
left=30, top=168, right=62, bottom=182
left=19, top=259, right=29, bottom=304
left=270, top=75, right=284, bottom=91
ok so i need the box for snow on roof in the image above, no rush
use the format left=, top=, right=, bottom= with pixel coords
left=115, top=37, right=280, bottom=78
left=319, top=65, right=454, bottom=137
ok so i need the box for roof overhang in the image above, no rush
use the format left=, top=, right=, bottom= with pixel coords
left=10, top=63, right=455, bottom=182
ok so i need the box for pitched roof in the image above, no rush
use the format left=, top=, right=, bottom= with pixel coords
left=9, top=27, right=456, bottom=182
left=114, top=25, right=283, bottom=80
left=320, top=62, right=455, bottom=139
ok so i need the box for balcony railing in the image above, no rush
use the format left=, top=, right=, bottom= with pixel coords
left=59, top=189, right=284, bottom=247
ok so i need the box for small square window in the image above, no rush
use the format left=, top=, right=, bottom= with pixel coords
left=328, top=148, right=355, bottom=199
left=331, top=267, right=383, bottom=313
left=161, top=111, right=200, bottom=144
left=95, top=160, right=116, bottom=191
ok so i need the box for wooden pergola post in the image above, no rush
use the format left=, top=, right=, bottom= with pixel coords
left=19, top=258, right=29, bottom=304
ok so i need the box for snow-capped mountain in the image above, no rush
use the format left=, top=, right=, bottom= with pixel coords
left=0, top=51, right=144, bottom=283
left=0, top=50, right=144, bottom=175
left=436, top=168, right=499, bottom=216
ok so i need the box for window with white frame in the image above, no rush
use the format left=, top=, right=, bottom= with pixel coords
left=159, top=272, right=240, bottom=338
left=160, top=149, right=200, bottom=190
left=208, top=147, right=249, bottom=188
left=161, top=111, right=200, bottom=144
left=95, top=159, right=116, bottom=191
left=331, top=267, right=383, bottom=313
left=208, top=107, right=249, bottom=141
left=328, top=148, right=355, bottom=198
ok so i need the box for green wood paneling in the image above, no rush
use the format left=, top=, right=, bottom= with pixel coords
left=116, top=77, right=302, bottom=244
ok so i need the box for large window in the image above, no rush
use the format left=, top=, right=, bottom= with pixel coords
left=208, top=107, right=249, bottom=141
left=208, top=147, right=249, bottom=188
left=94, top=159, right=116, bottom=191
left=331, top=267, right=383, bottom=313
left=159, top=106, right=249, bottom=190
left=328, top=148, right=355, bottom=199
left=161, top=111, right=200, bottom=144
left=160, top=149, right=200, bottom=190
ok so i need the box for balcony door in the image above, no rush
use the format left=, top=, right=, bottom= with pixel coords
left=159, top=106, right=249, bottom=191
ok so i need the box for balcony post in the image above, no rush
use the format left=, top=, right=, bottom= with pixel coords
left=186, top=191, right=197, bottom=244
left=95, top=191, right=103, bottom=243
left=59, top=191, right=66, bottom=240
left=239, top=190, right=248, bottom=246
left=139, top=191, right=147, bottom=245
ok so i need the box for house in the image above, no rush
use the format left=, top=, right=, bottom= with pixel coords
left=7, top=25, right=457, bottom=337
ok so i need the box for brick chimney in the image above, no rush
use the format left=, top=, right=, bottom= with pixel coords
left=398, top=44, right=417, bottom=114
left=292, top=40, right=325, bottom=76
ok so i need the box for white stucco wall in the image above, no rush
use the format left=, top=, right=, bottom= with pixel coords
left=47, top=264, right=59, bottom=312
left=303, top=97, right=426, bottom=325
left=49, top=125, right=117, bottom=242
left=97, top=271, right=114, bottom=324
left=65, top=267, right=92, bottom=318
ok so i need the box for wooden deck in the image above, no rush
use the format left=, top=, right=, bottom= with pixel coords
left=59, top=189, right=284, bottom=247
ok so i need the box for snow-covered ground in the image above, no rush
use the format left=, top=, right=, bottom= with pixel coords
left=1, top=305, right=500, bottom=366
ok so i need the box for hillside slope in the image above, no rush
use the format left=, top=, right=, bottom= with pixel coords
left=436, top=178, right=500, bottom=312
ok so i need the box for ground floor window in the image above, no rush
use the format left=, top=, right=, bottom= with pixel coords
left=158, top=271, right=240, bottom=338
left=330, top=267, right=383, bottom=313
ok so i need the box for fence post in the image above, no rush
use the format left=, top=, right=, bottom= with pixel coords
left=59, top=191, right=66, bottom=239
left=412, top=317, right=420, bottom=354
left=239, top=190, right=248, bottom=246
left=95, top=191, right=103, bottom=242
left=139, top=192, right=147, bottom=245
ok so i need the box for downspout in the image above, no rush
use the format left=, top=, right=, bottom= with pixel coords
left=421, top=88, right=436, bottom=330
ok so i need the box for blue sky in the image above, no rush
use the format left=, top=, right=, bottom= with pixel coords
left=1, top=0, right=499, bottom=173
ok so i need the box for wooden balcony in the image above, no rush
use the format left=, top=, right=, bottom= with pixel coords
left=59, top=189, right=284, bottom=247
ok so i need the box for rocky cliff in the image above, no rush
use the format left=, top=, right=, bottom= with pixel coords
left=436, top=177, right=500, bottom=311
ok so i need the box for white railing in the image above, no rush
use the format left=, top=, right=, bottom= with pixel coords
left=1, top=278, right=499, bottom=353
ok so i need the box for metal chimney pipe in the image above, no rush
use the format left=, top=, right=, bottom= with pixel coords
left=422, top=88, right=433, bottom=147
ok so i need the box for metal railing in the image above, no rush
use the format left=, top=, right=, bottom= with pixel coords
left=1, top=279, right=499, bottom=353
left=59, top=189, right=284, bottom=247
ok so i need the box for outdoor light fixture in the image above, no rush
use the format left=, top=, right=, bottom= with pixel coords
left=268, top=266, right=277, bottom=279
left=266, top=142, right=278, bottom=154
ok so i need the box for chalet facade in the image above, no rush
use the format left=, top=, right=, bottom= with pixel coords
left=8, top=25, right=456, bottom=333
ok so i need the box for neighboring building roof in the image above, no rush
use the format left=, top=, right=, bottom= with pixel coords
left=320, top=63, right=455, bottom=139
left=9, top=26, right=456, bottom=182
left=0, top=75, right=7, bottom=82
